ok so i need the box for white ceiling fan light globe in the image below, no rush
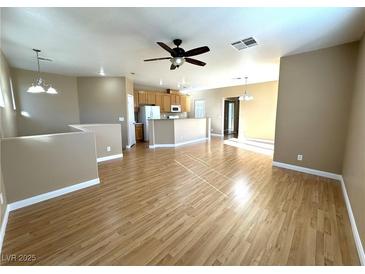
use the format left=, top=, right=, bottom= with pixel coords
left=46, top=86, right=58, bottom=94
left=171, top=57, right=185, bottom=67
left=244, top=94, right=254, bottom=101
left=27, top=85, right=45, bottom=93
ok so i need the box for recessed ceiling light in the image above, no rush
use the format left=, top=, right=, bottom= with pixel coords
left=99, top=67, right=105, bottom=76
left=159, top=79, right=163, bottom=86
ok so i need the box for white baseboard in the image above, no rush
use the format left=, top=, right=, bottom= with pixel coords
left=8, top=178, right=100, bottom=212
left=149, top=138, right=208, bottom=149
left=0, top=206, right=10, bottom=255
left=339, top=176, right=365, bottom=265
left=97, top=153, right=123, bottom=163
left=272, top=161, right=364, bottom=264
left=272, top=161, right=341, bottom=180
left=0, top=178, right=100, bottom=254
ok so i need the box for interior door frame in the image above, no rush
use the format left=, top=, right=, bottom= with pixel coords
left=127, top=94, right=136, bottom=148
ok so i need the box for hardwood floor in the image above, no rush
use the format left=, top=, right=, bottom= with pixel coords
left=1, top=138, right=359, bottom=265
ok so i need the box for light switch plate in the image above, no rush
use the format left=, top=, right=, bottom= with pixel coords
left=0, top=192, right=3, bottom=205
left=118, top=117, right=124, bottom=122
left=297, top=154, right=303, bottom=161
left=107, top=146, right=111, bottom=152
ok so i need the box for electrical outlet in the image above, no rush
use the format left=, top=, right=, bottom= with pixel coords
left=0, top=192, right=3, bottom=205
left=107, top=146, right=111, bottom=152
left=118, top=117, right=124, bottom=122
left=297, top=154, right=303, bottom=161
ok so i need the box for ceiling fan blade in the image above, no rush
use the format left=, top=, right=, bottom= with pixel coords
left=157, top=42, right=175, bottom=56
left=185, top=58, right=206, bottom=66
left=170, top=64, right=177, bottom=70
left=144, top=57, right=171, bottom=62
left=184, top=46, right=210, bottom=57
left=38, top=57, right=53, bottom=62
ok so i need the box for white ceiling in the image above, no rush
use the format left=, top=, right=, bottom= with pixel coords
left=1, top=7, right=365, bottom=91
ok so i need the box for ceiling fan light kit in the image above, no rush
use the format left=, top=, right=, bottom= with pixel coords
left=144, top=39, right=210, bottom=70
left=27, top=49, right=58, bottom=95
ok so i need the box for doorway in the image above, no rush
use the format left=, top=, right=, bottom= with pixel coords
left=223, top=97, right=240, bottom=139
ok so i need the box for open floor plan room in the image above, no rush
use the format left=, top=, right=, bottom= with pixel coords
left=1, top=139, right=359, bottom=265
left=0, top=2, right=364, bottom=271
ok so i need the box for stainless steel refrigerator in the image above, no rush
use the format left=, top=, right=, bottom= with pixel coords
left=138, top=106, right=161, bottom=141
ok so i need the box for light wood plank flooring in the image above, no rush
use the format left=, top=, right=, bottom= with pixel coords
left=1, top=138, right=359, bottom=265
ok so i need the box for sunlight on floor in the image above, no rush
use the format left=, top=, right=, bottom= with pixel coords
left=223, top=138, right=274, bottom=156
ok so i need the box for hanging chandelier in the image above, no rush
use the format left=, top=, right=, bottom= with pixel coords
left=239, top=76, right=253, bottom=101
left=27, top=49, right=58, bottom=94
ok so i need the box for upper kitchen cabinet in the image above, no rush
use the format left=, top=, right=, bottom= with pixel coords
left=147, top=92, right=156, bottom=105
left=133, top=91, right=139, bottom=108
left=134, top=90, right=190, bottom=112
left=181, top=95, right=191, bottom=112
left=171, top=94, right=181, bottom=105
left=155, top=93, right=162, bottom=108
left=138, top=91, right=148, bottom=105
left=162, top=94, right=171, bottom=112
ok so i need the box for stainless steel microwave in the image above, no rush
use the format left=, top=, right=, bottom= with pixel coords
left=170, top=105, right=181, bottom=113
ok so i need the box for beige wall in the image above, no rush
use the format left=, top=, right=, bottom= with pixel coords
left=0, top=51, right=17, bottom=234
left=174, top=118, right=208, bottom=143
left=188, top=81, right=278, bottom=141
left=1, top=132, right=98, bottom=203
left=149, top=118, right=210, bottom=146
left=274, top=42, right=358, bottom=174
left=150, top=119, right=175, bottom=145
left=77, top=77, right=129, bottom=148
left=134, top=83, right=167, bottom=93
left=69, top=124, right=122, bottom=158
left=11, top=68, right=80, bottom=136
left=342, top=34, right=365, bottom=248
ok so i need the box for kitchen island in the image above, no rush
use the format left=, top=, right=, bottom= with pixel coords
left=148, top=118, right=211, bottom=148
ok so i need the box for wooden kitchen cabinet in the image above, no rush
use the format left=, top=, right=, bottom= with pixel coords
left=133, top=91, right=139, bottom=107
left=135, top=123, right=144, bottom=142
left=155, top=93, right=162, bottom=108
left=170, top=94, right=181, bottom=105
left=181, top=95, right=191, bottom=112
left=147, top=92, right=156, bottom=105
left=138, top=91, right=148, bottom=105
left=162, top=95, right=171, bottom=112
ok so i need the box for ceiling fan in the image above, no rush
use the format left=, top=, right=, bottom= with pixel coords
left=144, top=39, right=210, bottom=70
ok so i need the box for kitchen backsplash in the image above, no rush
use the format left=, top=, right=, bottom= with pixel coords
left=160, top=112, right=188, bottom=119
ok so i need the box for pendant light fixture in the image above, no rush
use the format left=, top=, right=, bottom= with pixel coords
left=27, top=49, right=58, bottom=94
left=239, top=76, right=253, bottom=101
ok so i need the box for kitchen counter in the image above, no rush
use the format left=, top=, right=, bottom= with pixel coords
left=148, top=118, right=211, bottom=148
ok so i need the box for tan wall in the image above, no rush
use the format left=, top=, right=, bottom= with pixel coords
left=1, top=132, right=98, bottom=203
left=150, top=119, right=175, bottom=145
left=342, top=34, right=365, bottom=248
left=174, top=118, right=208, bottom=143
left=77, top=77, right=128, bottom=148
left=274, top=42, right=358, bottom=174
left=134, top=83, right=167, bottom=93
left=150, top=118, right=209, bottom=146
left=69, top=124, right=122, bottom=158
left=0, top=51, right=17, bottom=233
left=11, top=68, right=80, bottom=136
left=188, top=81, right=278, bottom=141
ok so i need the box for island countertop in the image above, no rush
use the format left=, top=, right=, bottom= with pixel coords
left=148, top=118, right=211, bottom=148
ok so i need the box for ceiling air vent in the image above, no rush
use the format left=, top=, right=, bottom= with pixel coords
left=231, top=37, right=258, bottom=51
